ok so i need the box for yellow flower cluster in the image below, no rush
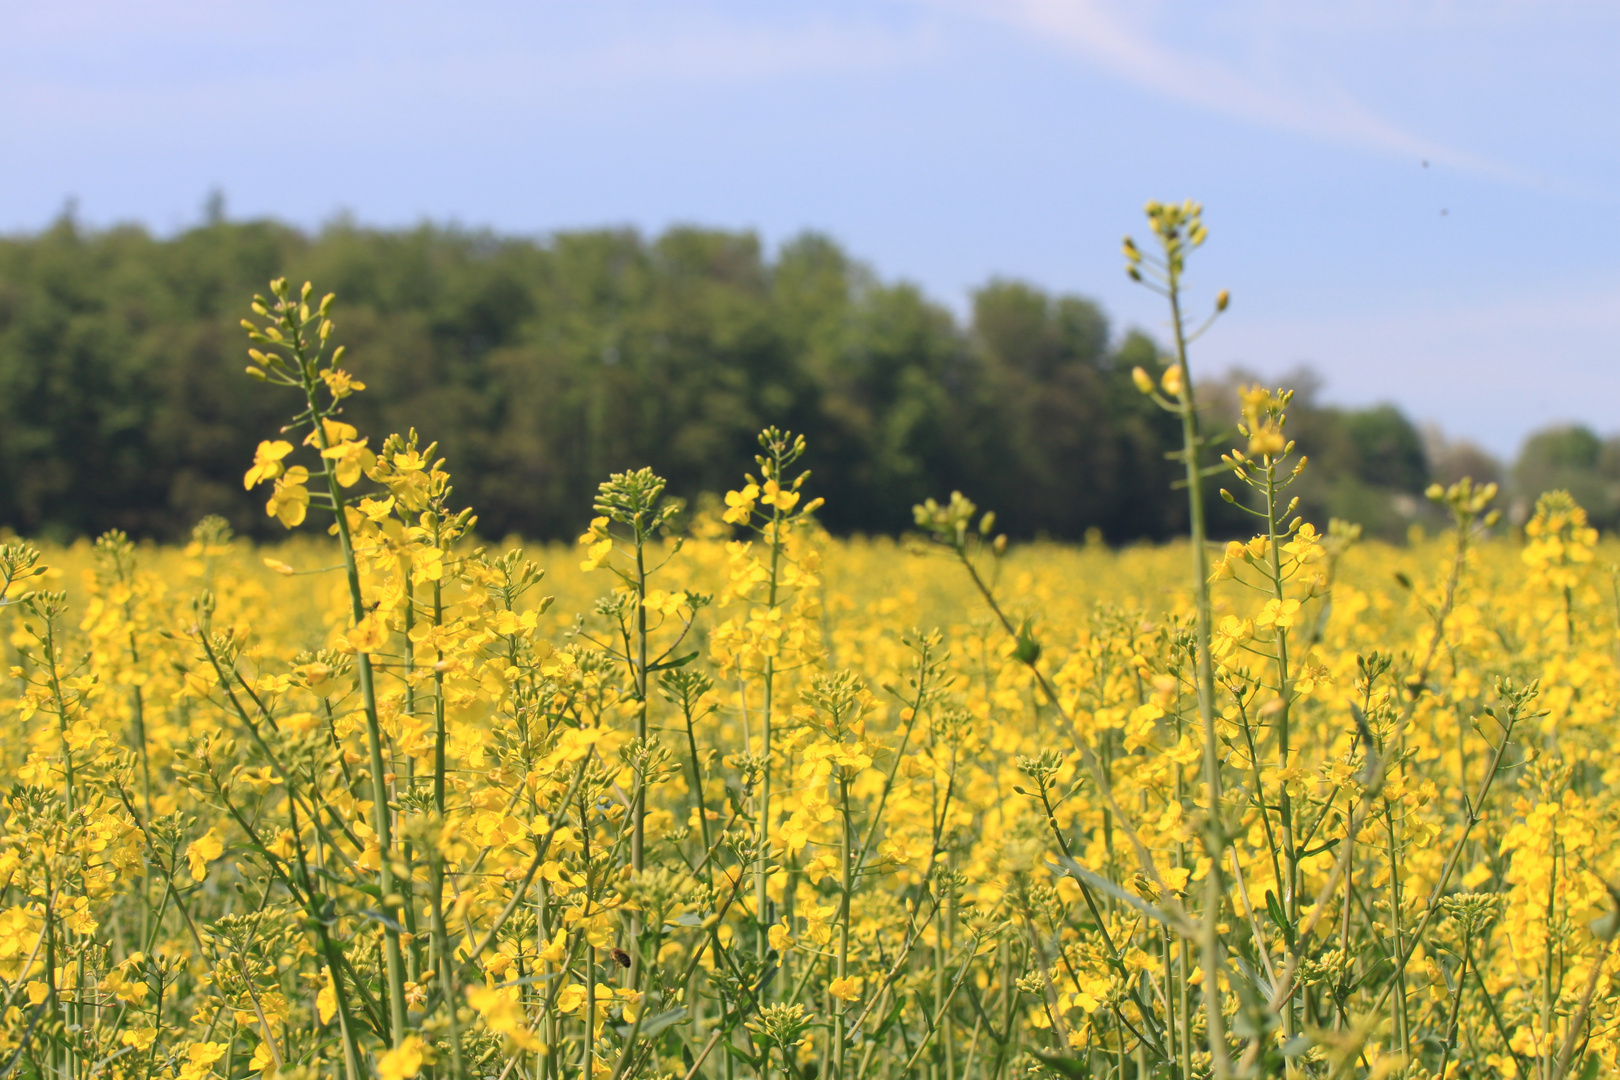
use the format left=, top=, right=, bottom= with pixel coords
left=3, top=260, right=1620, bottom=1080
left=7, top=473, right=1620, bottom=1078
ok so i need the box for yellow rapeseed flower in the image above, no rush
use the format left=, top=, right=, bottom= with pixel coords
left=185, top=829, right=223, bottom=882
left=377, top=1035, right=427, bottom=1080
left=243, top=440, right=293, bottom=489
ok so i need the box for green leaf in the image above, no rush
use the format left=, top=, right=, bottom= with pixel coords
left=1229, top=975, right=1279, bottom=1039
left=1265, top=889, right=1287, bottom=930
left=1230, top=954, right=1274, bottom=999
left=867, top=995, right=908, bottom=1043
left=642, top=1007, right=689, bottom=1039
left=1264, top=889, right=1296, bottom=948
left=359, top=908, right=406, bottom=934
left=319, top=866, right=381, bottom=898
left=1047, top=856, right=1179, bottom=930
left=1298, top=838, right=1340, bottom=859
left=723, top=1039, right=762, bottom=1069
left=1032, top=1051, right=1090, bottom=1080
left=649, top=651, right=699, bottom=673
left=626, top=1007, right=687, bottom=1041
left=1014, top=618, right=1041, bottom=665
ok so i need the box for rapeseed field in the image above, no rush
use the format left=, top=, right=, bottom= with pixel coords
left=0, top=203, right=1615, bottom=1080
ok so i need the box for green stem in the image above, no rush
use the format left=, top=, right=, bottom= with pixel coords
left=1167, top=254, right=1231, bottom=1080
left=1436, top=934, right=1470, bottom=1080
left=630, top=520, right=649, bottom=999
left=298, top=337, right=408, bottom=1046
left=633, top=523, right=649, bottom=875
left=836, top=771, right=853, bottom=1080
left=1261, top=457, right=1298, bottom=1039
left=758, top=493, right=784, bottom=975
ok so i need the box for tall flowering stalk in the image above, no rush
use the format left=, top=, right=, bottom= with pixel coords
left=711, top=430, right=823, bottom=970
left=1123, top=199, right=1236, bottom=1079
left=241, top=279, right=412, bottom=1046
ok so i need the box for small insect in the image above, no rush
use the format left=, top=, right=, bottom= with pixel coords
left=610, top=948, right=632, bottom=969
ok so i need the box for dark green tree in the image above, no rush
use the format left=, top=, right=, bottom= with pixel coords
left=1511, top=424, right=1620, bottom=530
left=0, top=215, right=1447, bottom=545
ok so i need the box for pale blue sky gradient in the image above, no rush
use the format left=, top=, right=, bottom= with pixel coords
left=4, top=1, right=1617, bottom=457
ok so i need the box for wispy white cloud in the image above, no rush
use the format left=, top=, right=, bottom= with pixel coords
left=932, top=0, right=1547, bottom=187
left=2, top=6, right=944, bottom=138
left=3, top=5, right=941, bottom=94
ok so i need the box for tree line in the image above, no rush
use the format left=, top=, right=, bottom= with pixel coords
left=0, top=215, right=1538, bottom=544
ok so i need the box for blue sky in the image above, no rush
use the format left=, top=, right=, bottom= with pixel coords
left=4, top=1, right=1617, bottom=458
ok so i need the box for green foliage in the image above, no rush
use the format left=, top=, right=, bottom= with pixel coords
left=0, top=216, right=1440, bottom=542
left=1512, top=424, right=1620, bottom=530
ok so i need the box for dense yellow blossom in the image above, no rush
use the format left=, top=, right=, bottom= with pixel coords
left=2, top=261, right=1619, bottom=1080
